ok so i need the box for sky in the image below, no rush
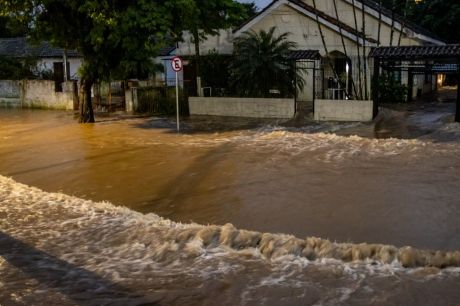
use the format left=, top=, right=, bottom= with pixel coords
left=238, top=0, right=272, bottom=11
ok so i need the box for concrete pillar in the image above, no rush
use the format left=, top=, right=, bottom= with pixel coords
left=132, top=87, right=138, bottom=111
left=125, top=81, right=139, bottom=113
left=407, top=68, right=413, bottom=102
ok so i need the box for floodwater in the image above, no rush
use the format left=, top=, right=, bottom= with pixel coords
left=1, top=97, right=460, bottom=305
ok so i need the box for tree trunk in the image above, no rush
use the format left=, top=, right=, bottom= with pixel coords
left=351, top=0, right=363, bottom=99
left=389, top=0, right=396, bottom=46
left=312, top=0, right=343, bottom=100
left=193, top=28, right=201, bottom=97
left=377, top=0, right=382, bottom=46
left=397, top=0, right=410, bottom=46
left=333, top=0, right=357, bottom=99
left=79, top=79, right=95, bottom=123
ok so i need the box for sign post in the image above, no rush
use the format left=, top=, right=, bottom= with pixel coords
left=171, top=56, right=183, bottom=132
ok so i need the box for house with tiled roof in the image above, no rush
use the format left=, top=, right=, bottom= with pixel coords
left=0, top=37, right=83, bottom=81
left=179, top=0, right=444, bottom=113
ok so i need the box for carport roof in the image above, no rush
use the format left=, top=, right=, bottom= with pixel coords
left=369, top=45, right=460, bottom=60
left=287, top=50, right=321, bottom=60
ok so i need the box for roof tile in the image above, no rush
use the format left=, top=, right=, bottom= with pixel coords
left=287, top=49, right=321, bottom=60
left=0, top=37, right=80, bottom=58
left=369, top=45, right=460, bottom=59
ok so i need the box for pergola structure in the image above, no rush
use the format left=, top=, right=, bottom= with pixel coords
left=370, top=45, right=460, bottom=122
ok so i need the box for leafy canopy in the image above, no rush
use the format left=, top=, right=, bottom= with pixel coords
left=379, top=0, right=460, bottom=43
left=1, top=0, right=178, bottom=81
left=0, top=0, right=249, bottom=81
left=175, top=0, right=249, bottom=42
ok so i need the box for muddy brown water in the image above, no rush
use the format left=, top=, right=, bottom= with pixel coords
left=1, top=106, right=460, bottom=305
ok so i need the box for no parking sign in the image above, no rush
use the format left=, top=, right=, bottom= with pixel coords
left=171, top=57, right=183, bottom=72
left=171, top=57, right=182, bottom=132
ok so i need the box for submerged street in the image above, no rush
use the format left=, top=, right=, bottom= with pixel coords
left=1, top=97, right=460, bottom=305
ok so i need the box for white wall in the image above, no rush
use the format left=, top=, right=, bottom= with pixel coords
left=189, top=97, right=295, bottom=118
left=0, top=80, right=21, bottom=107
left=22, top=80, right=75, bottom=110
left=0, top=80, right=75, bottom=110
left=314, top=99, right=374, bottom=121
left=0, top=80, right=20, bottom=98
left=178, top=29, right=234, bottom=56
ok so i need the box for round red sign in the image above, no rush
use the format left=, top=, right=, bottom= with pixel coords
left=171, top=57, right=183, bottom=72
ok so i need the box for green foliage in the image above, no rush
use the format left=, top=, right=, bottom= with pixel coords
left=174, top=0, right=249, bottom=42
left=0, top=0, right=247, bottom=83
left=1, top=0, right=178, bottom=82
left=172, top=0, right=249, bottom=97
left=199, top=51, right=232, bottom=93
left=229, top=27, right=303, bottom=98
left=0, top=56, right=36, bottom=79
left=377, top=73, right=408, bottom=103
left=408, top=0, right=460, bottom=43
left=241, top=2, right=259, bottom=18
left=34, top=66, right=54, bottom=80
left=379, top=0, right=460, bottom=43
left=0, top=15, right=28, bottom=37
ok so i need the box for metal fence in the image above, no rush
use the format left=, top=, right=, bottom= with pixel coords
left=136, top=81, right=190, bottom=115
left=93, top=81, right=126, bottom=112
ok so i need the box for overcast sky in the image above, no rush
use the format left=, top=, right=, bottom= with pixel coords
left=238, top=0, right=272, bottom=11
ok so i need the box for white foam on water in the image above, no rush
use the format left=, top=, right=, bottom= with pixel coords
left=2, top=175, right=460, bottom=272
left=178, top=127, right=460, bottom=165
left=2, top=175, right=460, bottom=304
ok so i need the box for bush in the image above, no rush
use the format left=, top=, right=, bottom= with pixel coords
left=377, top=73, right=408, bottom=103
left=0, top=56, right=37, bottom=80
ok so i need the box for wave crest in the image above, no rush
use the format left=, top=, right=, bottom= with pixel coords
left=1, top=175, right=459, bottom=269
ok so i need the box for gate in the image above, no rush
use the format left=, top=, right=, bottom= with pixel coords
left=295, top=59, right=322, bottom=113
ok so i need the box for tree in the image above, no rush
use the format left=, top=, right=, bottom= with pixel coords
left=332, top=0, right=358, bottom=98
left=176, top=0, right=249, bottom=96
left=351, top=0, right=363, bottom=99
left=379, top=0, right=460, bottom=43
left=241, top=2, right=259, bottom=18
left=406, top=0, right=460, bottom=43
left=229, top=27, right=304, bottom=98
left=1, top=0, right=180, bottom=123
left=361, top=1, right=369, bottom=100
left=0, top=55, right=37, bottom=79
left=0, top=15, right=27, bottom=37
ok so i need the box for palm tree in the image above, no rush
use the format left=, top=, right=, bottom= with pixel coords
left=229, top=27, right=304, bottom=98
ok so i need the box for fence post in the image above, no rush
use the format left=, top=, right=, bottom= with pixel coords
left=125, top=84, right=134, bottom=112
left=132, top=86, right=138, bottom=111
left=125, top=80, right=139, bottom=113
